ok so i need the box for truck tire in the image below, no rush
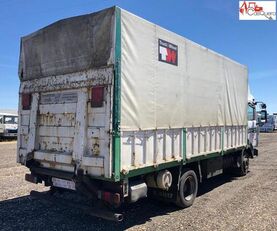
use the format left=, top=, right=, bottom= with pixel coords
left=236, top=151, right=249, bottom=176
left=175, top=169, right=198, bottom=208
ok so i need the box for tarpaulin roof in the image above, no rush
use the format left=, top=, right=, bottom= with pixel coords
left=19, top=7, right=115, bottom=80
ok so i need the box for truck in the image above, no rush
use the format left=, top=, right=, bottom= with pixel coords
left=247, top=91, right=267, bottom=152
left=17, top=6, right=260, bottom=221
left=273, top=113, right=277, bottom=130
left=260, top=115, right=275, bottom=132
left=0, top=113, right=18, bottom=139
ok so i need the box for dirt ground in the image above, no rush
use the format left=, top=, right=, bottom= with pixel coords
left=0, top=133, right=276, bottom=231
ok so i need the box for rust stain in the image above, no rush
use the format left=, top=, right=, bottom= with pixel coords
left=21, top=67, right=114, bottom=94
left=92, top=138, right=100, bottom=155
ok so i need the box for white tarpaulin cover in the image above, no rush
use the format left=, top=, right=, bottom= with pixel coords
left=120, top=9, right=248, bottom=130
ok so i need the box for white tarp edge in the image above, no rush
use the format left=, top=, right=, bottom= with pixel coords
left=120, top=9, right=248, bottom=131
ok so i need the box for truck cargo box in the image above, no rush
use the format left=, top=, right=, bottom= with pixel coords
left=18, top=6, right=248, bottom=182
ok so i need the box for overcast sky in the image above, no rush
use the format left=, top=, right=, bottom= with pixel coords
left=0, top=0, right=276, bottom=112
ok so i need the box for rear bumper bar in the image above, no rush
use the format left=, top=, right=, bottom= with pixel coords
left=30, top=190, right=123, bottom=222
left=28, top=166, right=123, bottom=207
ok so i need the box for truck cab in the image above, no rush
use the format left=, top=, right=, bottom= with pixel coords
left=260, top=115, right=274, bottom=132
left=247, top=90, right=267, bottom=155
left=0, top=113, right=18, bottom=139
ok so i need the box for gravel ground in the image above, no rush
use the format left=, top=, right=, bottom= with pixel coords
left=0, top=134, right=276, bottom=231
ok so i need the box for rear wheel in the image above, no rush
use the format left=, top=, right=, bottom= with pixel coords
left=235, top=150, right=249, bottom=176
left=175, top=169, right=198, bottom=208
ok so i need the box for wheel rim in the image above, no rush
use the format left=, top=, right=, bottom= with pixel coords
left=183, top=176, right=195, bottom=201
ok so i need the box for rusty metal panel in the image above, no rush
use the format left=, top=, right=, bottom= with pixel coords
left=85, top=84, right=112, bottom=177
left=85, top=166, right=105, bottom=176
left=21, top=114, right=30, bottom=126
left=17, top=68, right=113, bottom=178
left=39, top=103, right=76, bottom=114
left=39, top=113, right=76, bottom=127
left=38, top=136, right=74, bottom=152
left=27, top=93, right=39, bottom=153
left=20, top=125, right=29, bottom=136
left=88, top=113, right=107, bottom=127
left=40, top=92, right=78, bottom=104
left=39, top=126, right=75, bottom=138
left=40, top=161, right=75, bottom=172
left=20, top=135, right=29, bottom=149
left=20, top=68, right=113, bottom=93
left=17, top=93, right=29, bottom=164
left=73, top=89, right=88, bottom=166
left=18, top=148, right=27, bottom=163
left=34, top=151, right=72, bottom=164
left=82, top=156, right=104, bottom=167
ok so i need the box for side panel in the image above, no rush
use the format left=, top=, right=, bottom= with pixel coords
left=120, top=125, right=247, bottom=172
left=121, top=129, right=182, bottom=173
left=186, top=125, right=247, bottom=159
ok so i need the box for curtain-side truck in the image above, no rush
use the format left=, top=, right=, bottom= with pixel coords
left=17, top=7, right=266, bottom=221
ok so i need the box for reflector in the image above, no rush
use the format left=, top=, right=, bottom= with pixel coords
left=91, top=86, right=104, bottom=107
left=22, top=93, right=32, bottom=110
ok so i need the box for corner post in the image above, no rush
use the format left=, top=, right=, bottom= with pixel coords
left=113, top=7, right=122, bottom=182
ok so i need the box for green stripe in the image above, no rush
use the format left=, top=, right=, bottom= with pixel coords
left=112, top=7, right=122, bottom=182
left=187, top=151, right=221, bottom=163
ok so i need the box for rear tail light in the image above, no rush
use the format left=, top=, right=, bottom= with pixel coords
left=98, top=191, right=121, bottom=206
left=22, top=93, right=32, bottom=110
left=91, top=86, right=104, bottom=107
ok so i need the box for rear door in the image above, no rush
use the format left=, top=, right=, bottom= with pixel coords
left=18, top=85, right=112, bottom=178
left=35, top=89, right=80, bottom=172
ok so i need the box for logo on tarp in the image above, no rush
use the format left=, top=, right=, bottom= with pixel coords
left=158, top=39, right=178, bottom=66
left=239, top=1, right=276, bottom=20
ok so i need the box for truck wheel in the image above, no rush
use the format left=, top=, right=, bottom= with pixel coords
left=236, top=150, right=249, bottom=176
left=175, top=169, right=198, bottom=208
